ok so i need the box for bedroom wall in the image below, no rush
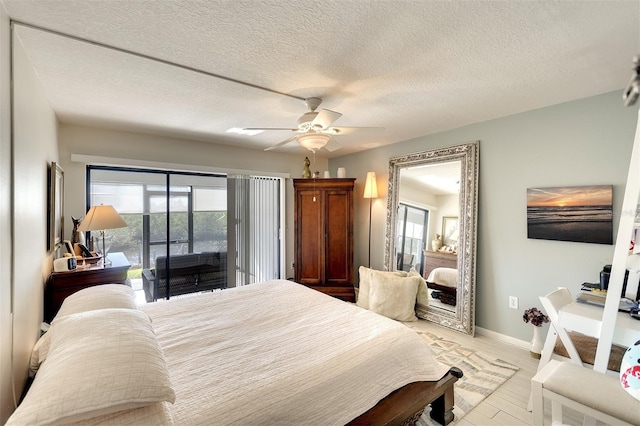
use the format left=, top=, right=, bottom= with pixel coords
left=0, top=4, right=13, bottom=423
left=330, top=91, right=639, bottom=342
left=0, top=22, right=59, bottom=423
left=58, top=124, right=330, bottom=281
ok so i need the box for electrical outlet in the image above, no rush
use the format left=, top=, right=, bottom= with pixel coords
left=509, top=296, right=519, bottom=309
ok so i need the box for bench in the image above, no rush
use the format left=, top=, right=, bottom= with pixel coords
left=531, top=360, right=639, bottom=425
left=142, top=252, right=227, bottom=302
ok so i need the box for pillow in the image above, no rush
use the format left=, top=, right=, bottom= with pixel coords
left=408, top=267, right=430, bottom=318
left=368, top=270, right=420, bottom=321
left=620, top=339, right=640, bottom=401
left=54, top=284, right=137, bottom=320
left=29, top=284, right=139, bottom=376
left=356, top=266, right=407, bottom=309
left=28, top=333, right=51, bottom=378
left=8, top=309, right=175, bottom=425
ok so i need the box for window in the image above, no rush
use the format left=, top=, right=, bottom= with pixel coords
left=86, top=166, right=282, bottom=297
left=396, top=203, right=429, bottom=273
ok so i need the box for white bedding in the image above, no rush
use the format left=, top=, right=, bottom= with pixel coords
left=125, top=280, right=449, bottom=425
left=426, top=267, right=458, bottom=288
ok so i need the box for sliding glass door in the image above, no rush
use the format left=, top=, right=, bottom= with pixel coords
left=86, top=166, right=281, bottom=299
left=395, top=203, right=429, bottom=274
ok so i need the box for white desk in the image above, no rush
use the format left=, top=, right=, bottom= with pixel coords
left=557, top=302, right=640, bottom=347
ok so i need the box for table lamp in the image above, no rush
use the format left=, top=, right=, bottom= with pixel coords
left=78, top=204, right=127, bottom=265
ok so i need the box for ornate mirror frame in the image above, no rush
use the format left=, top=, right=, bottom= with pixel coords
left=385, top=141, right=479, bottom=335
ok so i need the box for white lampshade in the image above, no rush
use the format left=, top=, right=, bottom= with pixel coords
left=78, top=205, right=127, bottom=232
left=363, top=172, right=378, bottom=199
left=298, top=132, right=331, bottom=152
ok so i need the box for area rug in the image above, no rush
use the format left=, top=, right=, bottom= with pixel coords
left=415, top=331, right=520, bottom=425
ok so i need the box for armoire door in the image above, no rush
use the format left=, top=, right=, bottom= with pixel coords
left=324, top=189, right=352, bottom=286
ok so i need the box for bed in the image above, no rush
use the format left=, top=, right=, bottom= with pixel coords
left=426, top=267, right=458, bottom=306
left=11, top=280, right=462, bottom=425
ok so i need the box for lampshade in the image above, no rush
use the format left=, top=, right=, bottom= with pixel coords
left=363, top=172, right=378, bottom=199
left=78, top=204, right=127, bottom=232
left=298, top=132, right=331, bottom=152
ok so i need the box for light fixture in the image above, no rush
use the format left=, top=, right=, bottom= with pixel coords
left=363, top=172, right=378, bottom=267
left=78, top=204, right=127, bottom=266
left=298, top=132, right=331, bottom=152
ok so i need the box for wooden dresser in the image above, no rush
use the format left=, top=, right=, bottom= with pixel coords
left=293, top=178, right=355, bottom=302
left=422, top=250, right=458, bottom=280
left=45, top=252, right=131, bottom=322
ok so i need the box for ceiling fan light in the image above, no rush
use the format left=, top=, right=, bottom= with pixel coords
left=298, top=132, right=331, bottom=152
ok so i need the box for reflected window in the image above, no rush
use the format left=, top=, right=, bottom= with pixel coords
left=396, top=203, right=428, bottom=273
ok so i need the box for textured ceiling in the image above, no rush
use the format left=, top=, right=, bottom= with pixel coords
left=3, top=0, right=639, bottom=157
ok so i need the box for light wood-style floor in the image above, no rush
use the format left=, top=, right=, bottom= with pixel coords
left=406, top=320, right=597, bottom=426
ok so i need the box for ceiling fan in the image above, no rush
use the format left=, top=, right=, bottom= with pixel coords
left=243, top=97, right=381, bottom=153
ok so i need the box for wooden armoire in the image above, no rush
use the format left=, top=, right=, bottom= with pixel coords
left=293, top=178, right=355, bottom=302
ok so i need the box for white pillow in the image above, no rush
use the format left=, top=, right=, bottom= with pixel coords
left=408, top=267, right=430, bottom=318
left=356, top=266, right=407, bottom=309
left=29, top=284, right=138, bottom=376
left=54, top=284, right=137, bottom=320
left=28, top=333, right=51, bottom=378
left=8, top=309, right=175, bottom=425
left=368, top=270, right=420, bottom=322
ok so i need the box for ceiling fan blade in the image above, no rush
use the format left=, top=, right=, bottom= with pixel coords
left=264, top=135, right=299, bottom=151
left=324, top=138, right=342, bottom=152
left=327, top=126, right=385, bottom=135
left=244, top=127, right=298, bottom=131
left=312, top=109, right=342, bottom=130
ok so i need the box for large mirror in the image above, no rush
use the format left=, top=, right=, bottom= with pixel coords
left=385, top=141, right=479, bottom=335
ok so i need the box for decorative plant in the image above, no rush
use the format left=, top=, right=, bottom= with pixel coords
left=522, top=307, right=549, bottom=327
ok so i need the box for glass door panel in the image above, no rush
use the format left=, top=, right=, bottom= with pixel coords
left=395, top=204, right=429, bottom=273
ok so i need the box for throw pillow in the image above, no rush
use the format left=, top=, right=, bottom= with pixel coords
left=620, top=339, right=640, bottom=401
left=356, top=266, right=407, bottom=309
left=368, top=270, right=420, bottom=321
left=408, top=267, right=430, bottom=318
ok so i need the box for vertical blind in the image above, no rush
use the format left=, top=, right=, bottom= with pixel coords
left=231, top=175, right=281, bottom=286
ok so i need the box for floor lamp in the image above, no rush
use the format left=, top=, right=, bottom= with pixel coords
left=78, top=204, right=127, bottom=266
left=363, top=172, right=378, bottom=267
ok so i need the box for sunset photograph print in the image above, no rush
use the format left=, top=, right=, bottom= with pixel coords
left=526, top=185, right=613, bottom=244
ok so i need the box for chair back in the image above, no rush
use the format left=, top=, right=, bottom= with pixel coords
left=539, top=287, right=573, bottom=324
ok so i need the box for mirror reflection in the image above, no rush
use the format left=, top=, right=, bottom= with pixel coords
left=385, top=142, right=479, bottom=335
left=395, top=161, right=461, bottom=313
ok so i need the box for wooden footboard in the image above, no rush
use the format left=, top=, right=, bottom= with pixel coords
left=347, top=367, right=463, bottom=426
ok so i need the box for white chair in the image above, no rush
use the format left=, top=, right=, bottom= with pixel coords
left=530, top=287, right=630, bottom=425
left=537, top=288, right=584, bottom=370
left=531, top=360, right=639, bottom=426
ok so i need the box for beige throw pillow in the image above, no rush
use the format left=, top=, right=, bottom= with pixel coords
left=408, top=268, right=430, bottom=318
left=368, top=270, right=420, bottom=321
left=356, top=266, right=407, bottom=309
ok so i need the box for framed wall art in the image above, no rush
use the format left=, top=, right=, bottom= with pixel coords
left=526, top=185, right=613, bottom=244
left=442, top=216, right=459, bottom=247
left=48, top=162, right=64, bottom=250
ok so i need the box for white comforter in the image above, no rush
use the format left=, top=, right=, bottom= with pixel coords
left=138, top=279, right=449, bottom=425
left=426, top=267, right=458, bottom=288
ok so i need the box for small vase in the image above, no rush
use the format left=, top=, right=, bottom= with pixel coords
left=530, top=326, right=544, bottom=359
left=431, top=234, right=442, bottom=252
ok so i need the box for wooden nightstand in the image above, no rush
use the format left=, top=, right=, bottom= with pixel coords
left=45, top=252, right=131, bottom=322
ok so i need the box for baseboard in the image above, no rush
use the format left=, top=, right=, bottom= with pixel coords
left=475, top=326, right=530, bottom=350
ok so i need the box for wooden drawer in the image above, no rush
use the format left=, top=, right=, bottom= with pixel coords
left=422, top=250, right=457, bottom=280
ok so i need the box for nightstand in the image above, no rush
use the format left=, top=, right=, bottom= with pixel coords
left=45, top=252, right=131, bottom=322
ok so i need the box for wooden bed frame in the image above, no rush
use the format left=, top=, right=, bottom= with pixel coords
left=348, top=367, right=463, bottom=425
left=426, top=281, right=457, bottom=306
